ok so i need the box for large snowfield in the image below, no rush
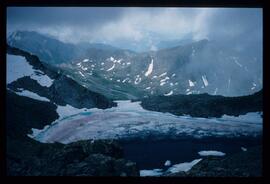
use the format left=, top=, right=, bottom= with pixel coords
left=6, top=54, right=54, bottom=87
left=28, top=100, right=262, bottom=144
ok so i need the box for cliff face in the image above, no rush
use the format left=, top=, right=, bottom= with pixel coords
left=164, top=146, right=262, bottom=177
left=6, top=90, right=139, bottom=176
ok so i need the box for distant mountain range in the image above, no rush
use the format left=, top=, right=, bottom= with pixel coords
left=7, top=31, right=262, bottom=99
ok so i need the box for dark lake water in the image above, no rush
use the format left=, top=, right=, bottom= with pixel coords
left=120, top=136, right=262, bottom=170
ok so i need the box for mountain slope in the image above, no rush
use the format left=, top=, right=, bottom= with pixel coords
left=8, top=31, right=262, bottom=98
left=7, top=31, right=76, bottom=64
left=6, top=45, right=140, bottom=176
left=6, top=44, right=116, bottom=109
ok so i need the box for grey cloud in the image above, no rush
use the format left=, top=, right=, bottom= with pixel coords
left=7, top=7, right=262, bottom=52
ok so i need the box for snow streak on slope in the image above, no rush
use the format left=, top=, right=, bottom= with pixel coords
left=14, top=89, right=50, bottom=102
left=202, top=75, right=209, bottom=87
left=159, top=72, right=167, bottom=77
left=164, top=90, right=173, bottom=96
left=145, top=58, right=154, bottom=77
left=29, top=101, right=262, bottom=144
left=107, top=63, right=115, bottom=71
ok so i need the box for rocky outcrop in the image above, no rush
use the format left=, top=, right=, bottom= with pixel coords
left=140, top=90, right=262, bottom=118
left=164, top=146, right=262, bottom=177
left=6, top=90, right=139, bottom=176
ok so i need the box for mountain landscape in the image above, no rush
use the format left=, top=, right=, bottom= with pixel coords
left=6, top=7, right=263, bottom=177
left=8, top=31, right=262, bottom=100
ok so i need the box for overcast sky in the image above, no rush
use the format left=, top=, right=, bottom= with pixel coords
left=7, top=7, right=262, bottom=51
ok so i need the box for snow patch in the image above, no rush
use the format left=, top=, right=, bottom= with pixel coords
left=232, top=57, right=242, bottom=67
left=160, top=82, right=166, bottom=86
left=109, top=57, right=114, bottom=61
left=189, top=80, right=195, bottom=87
left=167, top=159, right=202, bottom=173
left=160, top=76, right=170, bottom=83
left=251, top=83, right=256, bottom=90
left=202, top=75, right=209, bottom=87
left=140, top=169, right=163, bottom=177
left=140, top=159, right=201, bottom=176
left=164, top=90, right=173, bottom=96
left=164, top=160, right=171, bottom=166
left=81, top=66, right=88, bottom=71
left=56, top=104, right=91, bottom=120
left=14, top=89, right=50, bottom=102
left=78, top=71, right=85, bottom=77
left=7, top=54, right=54, bottom=87
left=241, top=147, right=247, bottom=151
left=134, top=76, right=142, bottom=84
left=213, top=88, right=218, bottom=95
left=159, top=72, right=167, bottom=77
left=145, top=58, right=154, bottom=77
left=107, top=63, right=115, bottom=71
left=122, top=78, right=129, bottom=83
left=198, top=150, right=226, bottom=156
left=30, top=72, right=54, bottom=87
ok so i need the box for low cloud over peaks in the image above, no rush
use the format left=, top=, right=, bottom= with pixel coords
left=7, top=7, right=262, bottom=52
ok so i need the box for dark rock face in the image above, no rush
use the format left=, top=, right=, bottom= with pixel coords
left=7, top=45, right=117, bottom=109
left=192, top=146, right=262, bottom=177
left=140, top=90, right=262, bottom=118
left=6, top=90, right=59, bottom=139
left=6, top=91, right=139, bottom=176
left=49, top=75, right=115, bottom=109
left=165, top=146, right=262, bottom=177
